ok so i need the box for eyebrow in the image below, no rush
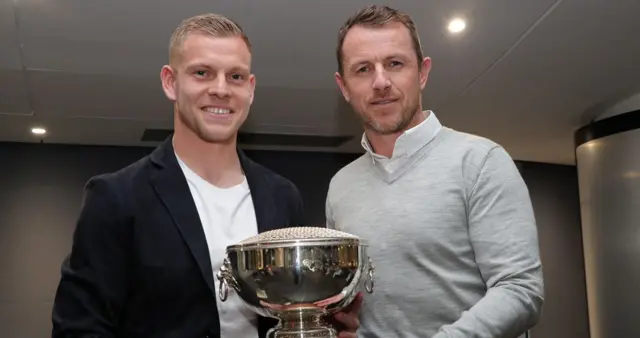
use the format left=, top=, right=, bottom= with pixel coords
left=347, top=53, right=410, bottom=70
left=183, top=63, right=211, bottom=71
left=348, top=54, right=410, bottom=66
left=229, top=66, right=250, bottom=74
left=183, top=63, right=249, bottom=74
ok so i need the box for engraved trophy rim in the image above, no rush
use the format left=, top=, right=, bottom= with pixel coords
left=226, top=237, right=368, bottom=251
left=226, top=226, right=368, bottom=251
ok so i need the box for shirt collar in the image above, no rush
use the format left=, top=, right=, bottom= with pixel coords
left=361, top=110, right=442, bottom=160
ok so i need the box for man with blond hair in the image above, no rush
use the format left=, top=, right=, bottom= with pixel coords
left=326, top=5, right=544, bottom=338
left=52, top=13, right=361, bottom=338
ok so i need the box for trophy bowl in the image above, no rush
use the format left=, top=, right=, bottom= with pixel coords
left=216, top=226, right=374, bottom=338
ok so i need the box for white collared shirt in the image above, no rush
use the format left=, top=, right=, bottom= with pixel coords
left=361, top=110, right=443, bottom=175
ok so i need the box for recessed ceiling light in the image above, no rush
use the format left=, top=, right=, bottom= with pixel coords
left=31, top=127, right=46, bottom=135
left=623, top=171, right=640, bottom=179
left=448, top=18, right=466, bottom=33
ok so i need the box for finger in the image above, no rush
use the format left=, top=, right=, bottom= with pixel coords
left=334, top=311, right=360, bottom=331
left=338, top=332, right=356, bottom=338
left=347, top=292, right=364, bottom=315
left=341, top=292, right=361, bottom=313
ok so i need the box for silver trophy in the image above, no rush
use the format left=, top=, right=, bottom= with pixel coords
left=216, top=226, right=374, bottom=338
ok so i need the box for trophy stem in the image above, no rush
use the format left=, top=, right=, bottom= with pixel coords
left=267, top=306, right=337, bottom=338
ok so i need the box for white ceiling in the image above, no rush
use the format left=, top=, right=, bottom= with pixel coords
left=2, top=0, right=640, bottom=165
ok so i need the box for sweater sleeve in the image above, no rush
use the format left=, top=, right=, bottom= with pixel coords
left=433, top=146, right=544, bottom=338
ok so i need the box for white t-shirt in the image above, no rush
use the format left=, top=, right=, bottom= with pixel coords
left=176, top=154, right=259, bottom=338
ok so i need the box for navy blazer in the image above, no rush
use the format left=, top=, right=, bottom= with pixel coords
left=51, top=137, right=305, bottom=338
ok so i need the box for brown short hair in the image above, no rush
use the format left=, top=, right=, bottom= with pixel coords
left=336, top=5, right=423, bottom=75
left=169, top=13, right=251, bottom=66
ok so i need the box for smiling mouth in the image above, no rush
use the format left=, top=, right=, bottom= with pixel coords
left=202, top=106, right=233, bottom=115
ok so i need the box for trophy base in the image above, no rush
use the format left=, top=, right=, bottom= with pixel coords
left=266, top=306, right=337, bottom=338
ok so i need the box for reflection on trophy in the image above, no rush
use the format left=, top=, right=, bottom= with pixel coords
left=216, top=226, right=375, bottom=338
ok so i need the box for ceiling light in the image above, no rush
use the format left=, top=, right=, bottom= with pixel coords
left=448, top=18, right=466, bottom=33
left=623, top=171, right=640, bottom=179
left=31, top=127, right=46, bottom=135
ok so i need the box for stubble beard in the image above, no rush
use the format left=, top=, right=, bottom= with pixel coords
left=361, top=98, right=420, bottom=135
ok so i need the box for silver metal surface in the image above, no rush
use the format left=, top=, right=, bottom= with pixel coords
left=576, top=128, right=640, bottom=338
left=217, top=227, right=374, bottom=338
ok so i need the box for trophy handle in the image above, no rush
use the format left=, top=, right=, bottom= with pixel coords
left=364, top=256, right=375, bottom=293
left=216, top=256, right=239, bottom=302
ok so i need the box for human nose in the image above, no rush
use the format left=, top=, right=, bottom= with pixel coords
left=207, top=74, right=230, bottom=98
left=372, top=64, right=391, bottom=92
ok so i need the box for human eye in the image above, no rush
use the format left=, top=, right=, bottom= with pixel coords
left=355, top=66, right=370, bottom=74
left=194, top=70, right=208, bottom=77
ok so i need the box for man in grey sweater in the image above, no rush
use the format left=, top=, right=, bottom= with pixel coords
left=326, top=5, right=544, bottom=338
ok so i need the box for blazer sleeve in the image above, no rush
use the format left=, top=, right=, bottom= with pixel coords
left=52, top=176, right=132, bottom=338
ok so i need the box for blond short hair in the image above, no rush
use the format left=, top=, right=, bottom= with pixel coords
left=169, top=13, right=251, bottom=66
left=336, top=5, right=423, bottom=75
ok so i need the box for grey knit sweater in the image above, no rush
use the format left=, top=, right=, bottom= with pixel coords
left=326, top=126, right=544, bottom=338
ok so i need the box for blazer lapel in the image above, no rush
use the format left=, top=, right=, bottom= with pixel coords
left=149, top=138, right=215, bottom=295
left=238, top=149, right=278, bottom=234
